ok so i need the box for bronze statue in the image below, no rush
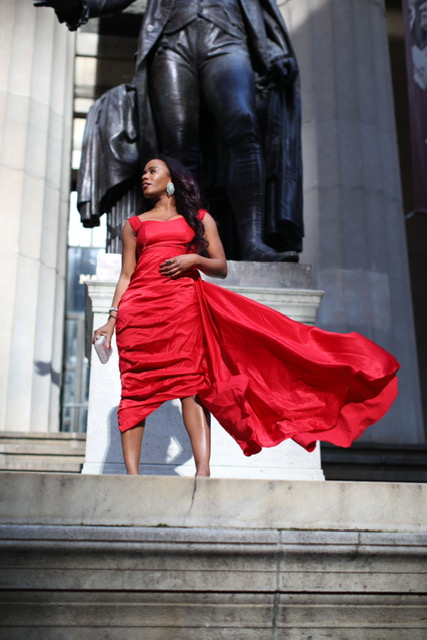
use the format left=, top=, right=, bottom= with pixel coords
left=35, top=0, right=303, bottom=261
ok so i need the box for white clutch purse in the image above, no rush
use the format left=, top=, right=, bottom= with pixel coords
left=94, top=335, right=112, bottom=364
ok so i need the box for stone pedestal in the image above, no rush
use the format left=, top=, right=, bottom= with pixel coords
left=82, top=255, right=324, bottom=479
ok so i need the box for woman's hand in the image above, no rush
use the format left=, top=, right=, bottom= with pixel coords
left=159, top=254, right=198, bottom=278
left=92, top=319, right=116, bottom=348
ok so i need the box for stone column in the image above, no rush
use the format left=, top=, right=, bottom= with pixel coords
left=0, top=1, right=75, bottom=431
left=280, top=0, right=424, bottom=443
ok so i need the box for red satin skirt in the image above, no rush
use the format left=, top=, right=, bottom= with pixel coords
left=115, top=217, right=399, bottom=456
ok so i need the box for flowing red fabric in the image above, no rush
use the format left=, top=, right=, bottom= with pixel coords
left=115, top=213, right=400, bottom=455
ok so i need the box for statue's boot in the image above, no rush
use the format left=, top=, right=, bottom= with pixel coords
left=237, top=214, right=299, bottom=262
left=224, top=123, right=299, bottom=262
left=242, top=242, right=300, bottom=262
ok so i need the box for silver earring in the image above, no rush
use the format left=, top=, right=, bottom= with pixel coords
left=166, top=181, right=175, bottom=197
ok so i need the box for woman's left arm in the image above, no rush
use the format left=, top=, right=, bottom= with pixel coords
left=159, top=213, right=228, bottom=279
left=195, top=212, right=228, bottom=278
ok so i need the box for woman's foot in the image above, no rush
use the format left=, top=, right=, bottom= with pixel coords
left=195, top=464, right=210, bottom=477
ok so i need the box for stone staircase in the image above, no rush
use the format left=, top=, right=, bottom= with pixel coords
left=0, top=432, right=86, bottom=473
left=1, top=474, right=426, bottom=638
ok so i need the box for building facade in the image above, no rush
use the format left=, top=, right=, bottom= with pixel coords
left=0, top=0, right=424, bottom=459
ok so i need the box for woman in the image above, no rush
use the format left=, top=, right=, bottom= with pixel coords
left=94, top=157, right=400, bottom=476
left=93, top=157, right=226, bottom=476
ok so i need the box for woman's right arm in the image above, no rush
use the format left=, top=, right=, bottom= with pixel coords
left=92, top=220, right=137, bottom=347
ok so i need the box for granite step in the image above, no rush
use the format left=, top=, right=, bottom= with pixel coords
left=0, top=432, right=86, bottom=473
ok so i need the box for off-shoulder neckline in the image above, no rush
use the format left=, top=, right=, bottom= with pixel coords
left=139, top=216, right=184, bottom=223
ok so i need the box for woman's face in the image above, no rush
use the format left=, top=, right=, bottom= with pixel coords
left=141, top=159, right=171, bottom=199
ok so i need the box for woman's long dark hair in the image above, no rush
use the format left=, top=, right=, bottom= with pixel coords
left=143, top=156, right=208, bottom=254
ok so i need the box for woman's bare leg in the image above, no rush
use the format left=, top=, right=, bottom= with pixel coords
left=121, top=422, right=145, bottom=475
left=180, top=396, right=211, bottom=477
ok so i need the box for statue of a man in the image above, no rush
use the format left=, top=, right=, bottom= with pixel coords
left=35, top=0, right=303, bottom=261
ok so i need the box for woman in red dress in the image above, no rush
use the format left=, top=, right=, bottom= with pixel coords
left=93, top=157, right=227, bottom=476
left=93, top=157, right=399, bottom=476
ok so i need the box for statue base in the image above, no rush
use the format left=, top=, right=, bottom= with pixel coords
left=83, top=257, right=324, bottom=480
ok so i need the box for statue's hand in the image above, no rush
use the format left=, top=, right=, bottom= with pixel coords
left=258, top=55, right=298, bottom=89
left=269, top=56, right=299, bottom=86
left=33, top=0, right=58, bottom=9
left=33, top=0, right=84, bottom=28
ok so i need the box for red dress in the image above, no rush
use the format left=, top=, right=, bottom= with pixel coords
left=115, top=212, right=399, bottom=455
